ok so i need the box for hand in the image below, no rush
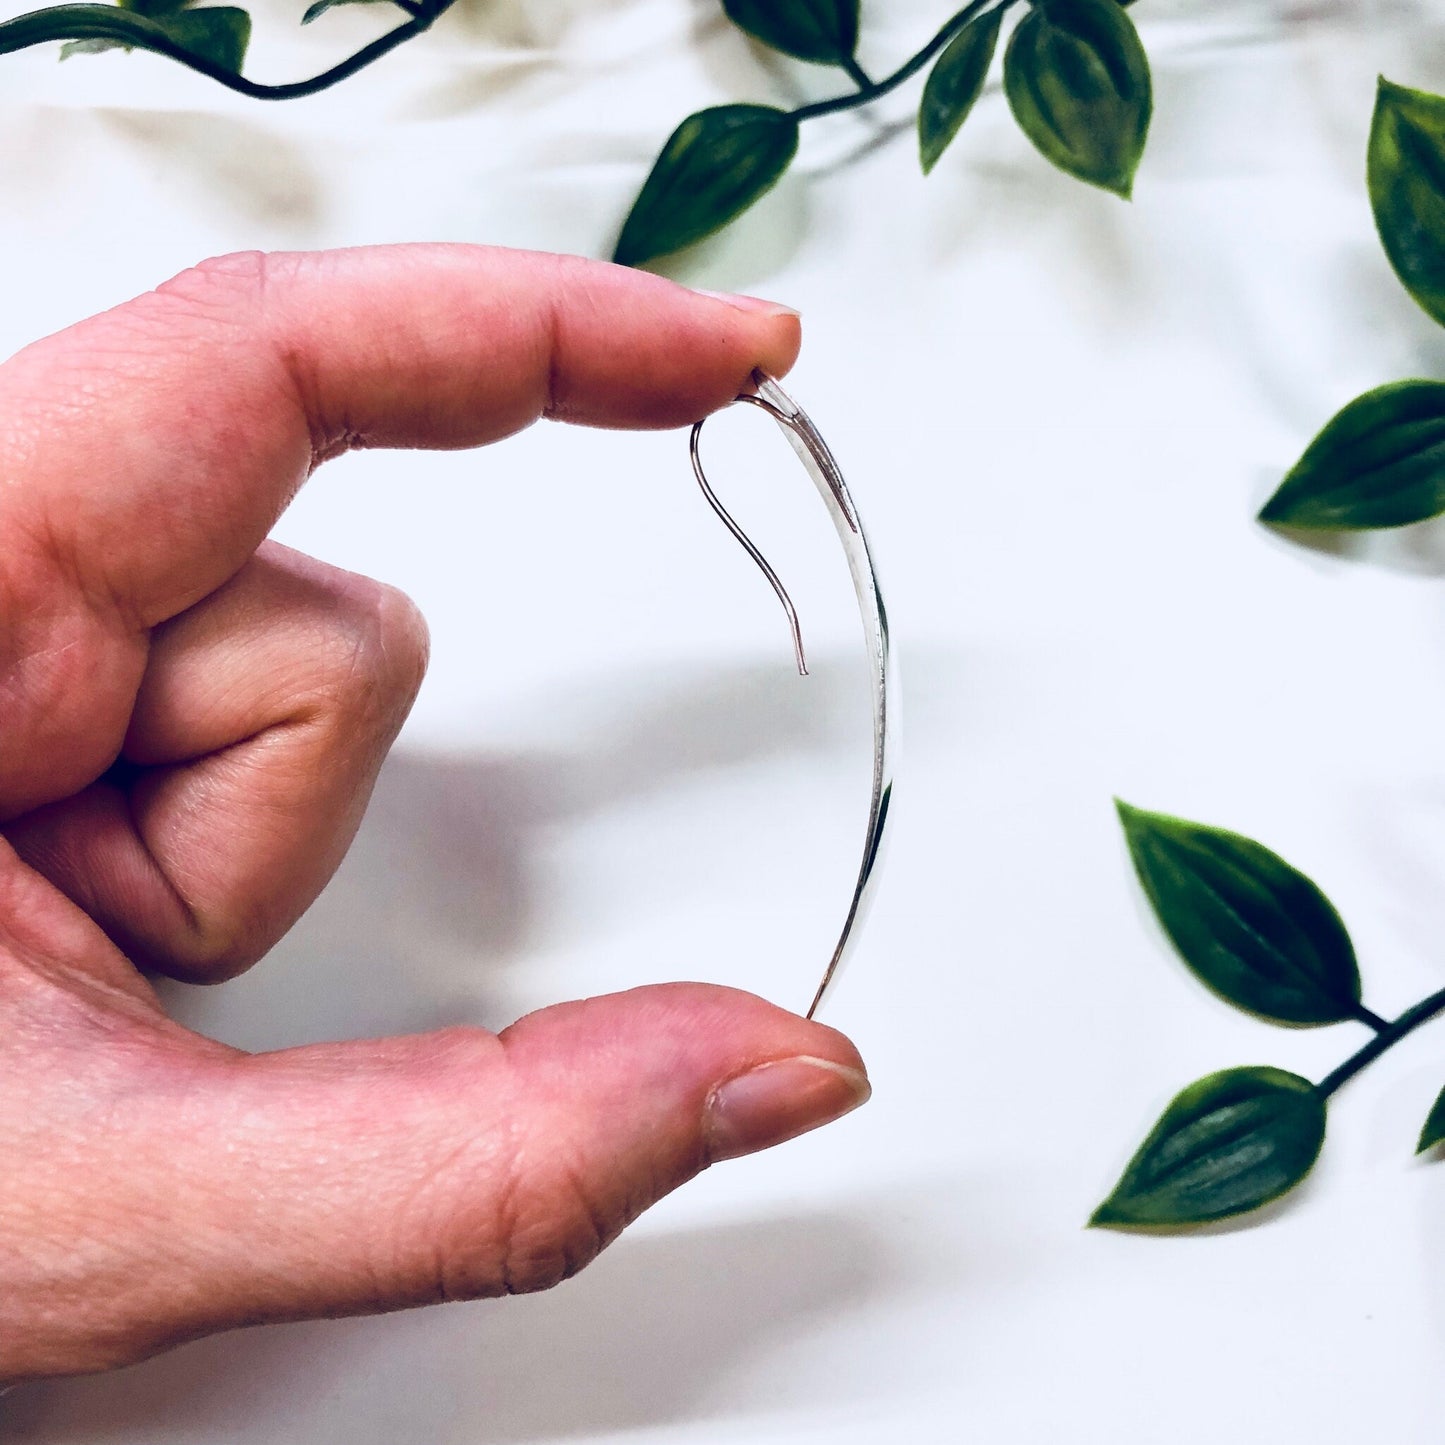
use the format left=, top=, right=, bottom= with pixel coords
left=0, top=246, right=869, bottom=1381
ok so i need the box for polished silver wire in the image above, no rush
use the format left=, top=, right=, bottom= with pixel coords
left=689, top=370, right=895, bottom=1019
left=690, top=425, right=808, bottom=678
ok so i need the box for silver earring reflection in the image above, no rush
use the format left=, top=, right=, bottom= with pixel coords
left=689, top=370, right=895, bottom=1020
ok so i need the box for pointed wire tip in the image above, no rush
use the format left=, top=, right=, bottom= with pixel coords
left=691, top=415, right=811, bottom=680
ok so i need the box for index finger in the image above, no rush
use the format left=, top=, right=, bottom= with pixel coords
left=0, top=245, right=802, bottom=631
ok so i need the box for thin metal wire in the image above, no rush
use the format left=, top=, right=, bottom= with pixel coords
left=689, top=371, right=895, bottom=1020
left=690, top=424, right=808, bottom=677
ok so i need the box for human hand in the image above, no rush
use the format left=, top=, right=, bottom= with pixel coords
left=0, top=246, right=870, bottom=1381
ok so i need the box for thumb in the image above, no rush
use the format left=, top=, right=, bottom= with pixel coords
left=54, top=984, right=868, bottom=1373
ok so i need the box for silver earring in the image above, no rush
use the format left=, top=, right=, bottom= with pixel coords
left=689, top=371, right=895, bottom=1019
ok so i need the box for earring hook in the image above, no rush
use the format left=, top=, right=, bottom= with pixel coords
left=689, top=370, right=895, bottom=1020
left=690, top=422, right=808, bottom=678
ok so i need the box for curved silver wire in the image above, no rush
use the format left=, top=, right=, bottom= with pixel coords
left=689, top=370, right=895, bottom=1019
left=690, top=424, right=808, bottom=678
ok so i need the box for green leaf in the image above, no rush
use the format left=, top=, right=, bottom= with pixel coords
left=1259, top=380, right=1445, bottom=530
left=6, top=3, right=251, bottom=73
left=1092, top=1066, right=1326, bottom=1227
left=1369, top=77, right=1445, bottom=328
left=721, top=0, right=857, bottom=65
left=59, top=0, right=154, bottom=57
left=614, top=104, right=799, bottom=269
left=126, top=0, right=197, bottom=20
left=1003, top=0, right=1151, bottom=198
left=1418, top=1083, right=1445, bottom=1154
left=301, top=0, right=395, bottom=24
left=158, top=5, right=246, bottom=67
left=919, top=9, right=1003, bottom=176
left=59, top=0, right=239, bottom=58
left=1116, top=801, right=1363, bottom=1027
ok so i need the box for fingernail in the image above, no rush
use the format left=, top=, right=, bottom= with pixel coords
left=706, top=1056, right=870, bottom=1163
left=693, top=288, right=801, bottom=319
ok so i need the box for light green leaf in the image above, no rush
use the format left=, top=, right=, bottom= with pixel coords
left=614, top=104, right=799, bottom=268
left=1116, top=802, right=1364, bottom=1027
left=1369, top=77, right=1445, bottom=328
left=1259, top=380, right=1445, bottom=530
left=1003, top=0, right=1151, bottom=198
left=722, top=0, right=857, bottom=65
left=919, top=9, right=1003, bottom=175
left=1092, top=1067, right=1326, bottom=1227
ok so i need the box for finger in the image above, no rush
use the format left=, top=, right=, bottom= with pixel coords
left=0, top=246, right=799, bottom=819
left=8, top=984, right=869, bottom=1378
left=4, top=541, right=428, bottom=982
left=1, top=245, right=802, bottom=633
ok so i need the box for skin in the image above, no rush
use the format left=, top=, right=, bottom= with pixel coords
left=0, top=245, right=870, bottom=1382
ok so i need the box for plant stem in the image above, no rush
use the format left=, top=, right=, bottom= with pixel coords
left=1318, top=985, right=1445, bottom=1100
left=789, top=0, right=1002, bottom=124
left=246, top=14, right=432, bottom=99
left=842, top=55, right=874, bottom=90
left=1355, top=1003, right=1390, bottom=1032
left=207, top=6, right=442, bottom=100
left=0, top=0, right=448, bottom=101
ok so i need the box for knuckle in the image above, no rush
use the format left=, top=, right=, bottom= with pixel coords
left=165, top=248, right=268, bottom=289
left=495, top=1159, right=612, bottom=1297
left=144, top=937, right=259, bottom=986
left=332, top=577, right=430, bottom=723
left=148, top=251, right=272, bottom=333
left=290, top=569, right=430, bottom=727
left=141, top=252, right=307, bottom=360
left=369, top=580, right=431, bottom=708
left=406, top=1040, right=624, bottom=1303
left=112, top=900, right=265, bottom=984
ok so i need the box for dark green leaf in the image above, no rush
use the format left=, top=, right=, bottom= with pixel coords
left=302, top=0, right=395, bottom=24
left=58, top=0, right=234, bottom=57
left=1003, top=0, right=1151, bottom=198
left=151, top=4, right=247, bottom=67
left=1418, top=1083, right=1445, bottom=1154
left=1369, top=77, right=1445, bottom=328
left=6, top=3, right=250, bottom=73
left=614, top=104, right=799, bottom=268
left=919, top=9, right=1003, bottom=175
left=126, top=0, right=197, bottom=20
left=1116, top=801, right=1363, bottom=1027
left=1092, top=1067, right=1326, bottom=1227
left=1259, top=380, right=1445, bottom=530
left=722, top=0, right=857, bottom=65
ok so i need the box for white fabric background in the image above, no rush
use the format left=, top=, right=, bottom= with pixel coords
left=4, top=0, right=1445, bottom=1438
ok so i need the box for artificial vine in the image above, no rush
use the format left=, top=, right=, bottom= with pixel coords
left=1260, top=77, right=1445, bottom=530
left=0, top=0, right=446, bottom=101
left=0, top=0, right=1153, bottom=260
left=1093, top=803, right=1445, bottom=1229
left=612, top=0, right=1152, bottom=268
left=1095, top=75, right=1445, bottom=1232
